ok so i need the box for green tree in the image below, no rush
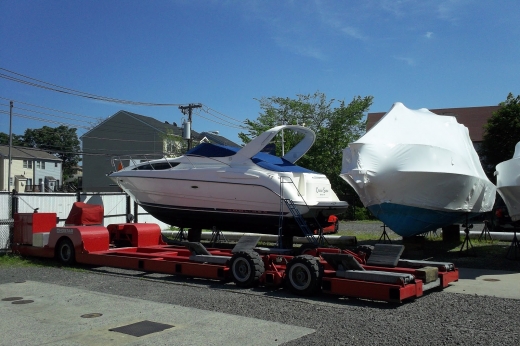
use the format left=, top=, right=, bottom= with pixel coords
left=239, top=91, right=373, bottom=203
left=0, top=132, right=24, bottom=146
left=21, top=125, right=81, bottom=180
left=479, top=93, right=520, bottom=181
left=161, top=128, right=187, bottom=157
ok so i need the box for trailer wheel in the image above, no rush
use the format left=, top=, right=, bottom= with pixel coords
left=230, top=250, right=264, bottom=288
left=56, top=238, right=76, bottom=265
left=285, top=255, right=322, bottom=296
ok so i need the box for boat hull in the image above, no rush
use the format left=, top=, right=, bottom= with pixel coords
left=116, top=175, right=347, bottom=235
left=368, top=203, right=481, bottom=237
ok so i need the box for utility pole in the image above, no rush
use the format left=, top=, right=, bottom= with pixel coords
left=179, top=103, right=202, bottom=150
left=7, top=101, right=13, bottom=192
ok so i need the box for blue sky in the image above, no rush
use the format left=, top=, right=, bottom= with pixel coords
left=1, top=0, right=519, bottom=145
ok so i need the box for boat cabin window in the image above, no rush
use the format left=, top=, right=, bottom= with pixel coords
left=132, top=162, right=179, bottom=170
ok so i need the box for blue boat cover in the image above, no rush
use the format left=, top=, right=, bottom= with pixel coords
left=187, top=143, right=316, bottom=173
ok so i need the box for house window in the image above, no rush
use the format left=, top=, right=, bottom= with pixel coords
left=42, top=161, right=45, bottom=169
left=23, top=160, right=33, bottom=169
left=36, top=161, right=41, bottom=169
left=55, top=162, right=58, bottom=167
left=27, top=178, right=32, bottom=186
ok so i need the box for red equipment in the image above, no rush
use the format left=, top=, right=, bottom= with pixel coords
left=11, top=204, right=459, bottom=303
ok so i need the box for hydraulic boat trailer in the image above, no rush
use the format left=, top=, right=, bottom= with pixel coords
left=11, top=211, right=459, bottom=303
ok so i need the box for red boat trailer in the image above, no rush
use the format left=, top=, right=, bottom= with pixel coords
left=11, top=207, right=459, bottom=303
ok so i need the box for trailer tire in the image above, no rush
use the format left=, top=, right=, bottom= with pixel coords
left=230, top=250, right=264, bottom=288
left=56, top=238, right=76, bottom=265
left=285, top=255, right=322, bottom=296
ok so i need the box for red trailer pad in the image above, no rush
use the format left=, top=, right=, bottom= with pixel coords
left=65, top=202, right=104, bottom=225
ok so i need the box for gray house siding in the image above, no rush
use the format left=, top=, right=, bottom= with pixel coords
left=82, top=112, right=167, bottom=192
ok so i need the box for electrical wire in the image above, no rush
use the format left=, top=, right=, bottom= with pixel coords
left=0, top=68, right=183, bottom=106
left=0, top=96, right=102, bottom=120
left=0, top=110, right=90, bottom=129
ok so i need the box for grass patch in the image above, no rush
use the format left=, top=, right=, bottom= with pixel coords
left=0, top=252, right=87, bottom=272
left=0, top=253, right=50, bottom=267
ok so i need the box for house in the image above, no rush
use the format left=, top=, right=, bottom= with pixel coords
left=0, top=145, right=63, bottom=192
left=81, top=110, right=240, bottom=192
left=366, top=105, right=501, bottom=151
left=199, top=131, right=240, bottom=147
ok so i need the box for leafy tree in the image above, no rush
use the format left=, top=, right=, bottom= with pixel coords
left=161, top=128, right=187, bottom=157
left=239, top=91, right=373, bottom=204
left=479, top=93, right=520, bottom=181
left=0, top=132, right=24, bottom=146
left=21, top=125, right=81, bottom=180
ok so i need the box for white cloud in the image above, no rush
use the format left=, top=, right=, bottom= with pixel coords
left=273, top=36, right=327, bottom=61
left=394, top=56, right=416, bottom=66
left=341, top=26, right=368, bottom=41
left=425, top=31, right=434, bottom=39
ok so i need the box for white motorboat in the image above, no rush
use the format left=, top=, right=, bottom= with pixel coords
left=340, top=102, right=496, bottom=237
left=495, top=141, right=520, bottom=222
left=109, top=125, right=348, bottom=235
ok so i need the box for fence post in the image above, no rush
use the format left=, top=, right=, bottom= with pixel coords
left=134, top=201, right=138, bottom=223
left=125, top=195, right=132, bottom=223
left=9, top=190, right=18, bottom=249
left=76, top=190, right=81, bottom=202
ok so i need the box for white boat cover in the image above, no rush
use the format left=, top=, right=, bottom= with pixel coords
left=495, top=141, right=520, bottom=221
left=341, top=102, right=495, bottom=221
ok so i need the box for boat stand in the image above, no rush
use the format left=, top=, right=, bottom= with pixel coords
left=172, top=227, right=188, bottom=242
left=506, top=229, right=520, bottom=260
left=210, top=226, right=228, bottom=246
left=478, top=220, right=493, bottom=241
left=459, top=219, right=476, bottom=256
left=378, top=224, right=392, bottom=244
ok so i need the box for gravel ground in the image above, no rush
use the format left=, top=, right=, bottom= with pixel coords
left=2, top=221, right=519, bottom=345
left=1, top=263, right=520, bottom=345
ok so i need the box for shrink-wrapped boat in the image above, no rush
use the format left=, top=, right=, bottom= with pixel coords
left=495, top=141, right=520, bottom=222
left=340, top=102, right=496, bottom=237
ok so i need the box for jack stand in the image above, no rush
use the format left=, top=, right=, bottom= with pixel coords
left=316, top=227, right=328, bottom=247
left=478, top=220, right=493, bottom=241
left=506, top=229, right=520, bottom=260
left=210, top=226, right=227, bottom=246
left=378, top=224, right=392, bottom=244
left=459, top=221, right=476, bottom=256
left=172, top=227, right=187, bottom=242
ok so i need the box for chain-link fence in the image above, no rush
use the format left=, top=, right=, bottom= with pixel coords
left=0, top=192, right=12, bottom=251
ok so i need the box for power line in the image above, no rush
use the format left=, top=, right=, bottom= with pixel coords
left=0, top=103, right=95, bottom=125
left=0, top=68, right=184, bottom=106
left=1, top=67, right=248, bottom=131
left=0, top=96, right=102, bottom=120
left=0, top=110, right=90, bottom=129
